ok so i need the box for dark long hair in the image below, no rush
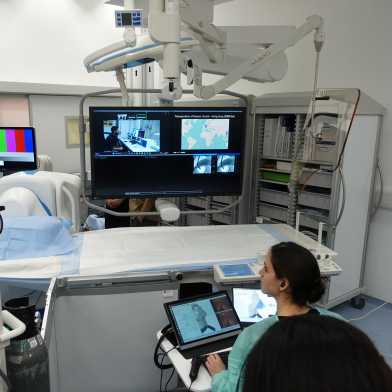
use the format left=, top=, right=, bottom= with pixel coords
left=243, top=315, right=392, bottom=392
left=270, top=242, right=325, bottom=305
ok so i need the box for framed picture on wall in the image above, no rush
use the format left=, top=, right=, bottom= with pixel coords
left=65, top=116, right=90, bottom=148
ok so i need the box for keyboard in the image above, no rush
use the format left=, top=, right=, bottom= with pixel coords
left=181, top=336, right=236, bottom=359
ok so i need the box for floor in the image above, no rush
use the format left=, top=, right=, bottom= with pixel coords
left=333, top=296, right=392, bottom=367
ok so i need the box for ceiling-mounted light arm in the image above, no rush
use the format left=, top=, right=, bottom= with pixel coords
left=149, top=0, right=182, bottom=99
left=194, top=15, right=325, bottom=99
left=180, top=0, right=226, bottom=64
left=313, top=18, right=325, bottom=52
left=180, top=1, right=226, bottom=44
left=115, top=68, right=131, bottom=105
left=85, top=1, right=145, bottom=72
left=121, top=0, right=139, bottom=46
left=84, top=35, right=198, bottom=73
left=189, top=30, right=224, bottom=64
left=183, top=20, right=226, bottom=46
left=84, top=41, right=130, bottom=72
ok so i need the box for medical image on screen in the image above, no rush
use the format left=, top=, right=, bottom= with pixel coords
left=103, top=118, right=160, bottom=153
left=171, top=299, right=222, bottom=343
left=216, top=310, right=238, bottom=328
left=217, top=154, right=235, bottom=173
left=181, top=119, right=229, bottom=150
left=193, top=155, right=212, bottom=175
left=90, top=107, right=245, bottom=198
left=233, top=288, right=277, bottom=323
left=211, top=296, right=231, bottom=312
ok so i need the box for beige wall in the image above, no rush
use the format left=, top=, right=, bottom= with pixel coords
left=0, top=95, right=30, bottom=127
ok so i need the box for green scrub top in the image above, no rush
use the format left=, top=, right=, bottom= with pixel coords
left=211, top=307, right=345, bottom=392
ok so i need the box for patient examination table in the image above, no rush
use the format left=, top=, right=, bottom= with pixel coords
left=0, top=224, right=340, bottom=392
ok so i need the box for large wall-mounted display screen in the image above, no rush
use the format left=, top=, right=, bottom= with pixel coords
left=89, top=107, right=246, bottom=198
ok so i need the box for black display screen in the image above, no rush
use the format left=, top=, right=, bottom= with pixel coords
left=89, top=106, right=246, bottom=198
left=0, top=127, right=37, bottom=172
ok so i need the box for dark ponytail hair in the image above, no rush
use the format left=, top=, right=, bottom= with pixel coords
left=270, top=242, right=325, bottom=305
left=243, top=315, right=392, bottom=392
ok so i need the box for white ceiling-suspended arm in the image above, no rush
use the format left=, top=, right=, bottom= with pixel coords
left=84, top=41, right=131, bottom=72
left=149, top=0, right=183, bottom=99
left=194, top=15, right=325, bottom=99
left=86, top=2, right=325, bottom=101
left=180, top=0, right=226, bottom=64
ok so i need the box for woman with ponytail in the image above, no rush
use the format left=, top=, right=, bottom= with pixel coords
left=243, top=315, right=392, bottom=392
left=206, top=242, right=344, bottom=392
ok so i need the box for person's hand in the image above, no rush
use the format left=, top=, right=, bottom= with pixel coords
left=106, top=199, right=125, bottom=209
left=205, top=353, right=226, bottom=376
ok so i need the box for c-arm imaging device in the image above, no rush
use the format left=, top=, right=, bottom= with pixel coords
left=84, top=0, right=325, bottom=101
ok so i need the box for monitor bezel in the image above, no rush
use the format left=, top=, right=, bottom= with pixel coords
left=164, top=290, right=243, bottom=350
left=232, top=287, right=278, bottom=325
left=0, top=127, right=37, bottom=172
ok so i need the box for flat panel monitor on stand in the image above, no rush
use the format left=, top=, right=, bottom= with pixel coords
left=89, top=107, right=246, bottom=199
left=233, top=288, right=277, bottom=327
left=0, top=127, right=38, bottom=176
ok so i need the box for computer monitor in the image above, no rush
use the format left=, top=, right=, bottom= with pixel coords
left=233, top=288, right=277, bottom=325
left=89, top=107, right=246, bottom=198
left=0, top=127, right=37, bottom=172
left=138, top=130, right=145, bottom=138
left=164, top=291, right=242, bottom=350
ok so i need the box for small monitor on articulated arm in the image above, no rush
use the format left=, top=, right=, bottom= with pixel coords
left=0, top=127, right=37, bottom=176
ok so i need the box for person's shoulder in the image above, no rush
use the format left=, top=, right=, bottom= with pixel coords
left=313, top=306, right=346, bottom=321
left=231, top=316, right=279, bottom=359
left=240, top=316, right=279, bottom=340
